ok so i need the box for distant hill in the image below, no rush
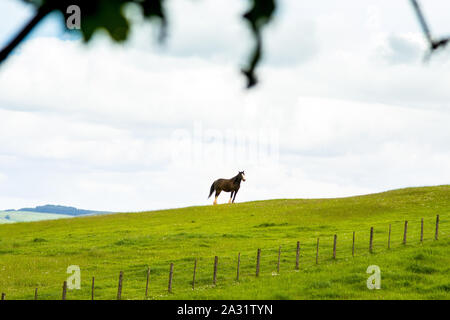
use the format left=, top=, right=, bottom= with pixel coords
left=0, top=211, right=73, bottom=224
left=13, top=204, right=110, bottom=216
left=0, top=205, right=111, bottom=224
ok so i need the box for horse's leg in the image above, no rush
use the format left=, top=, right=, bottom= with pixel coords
left=214, top=190, right=221, bottom=205
left=228, top=191, right=234, bottom=204
left=232, top=189, right=238, bottom=203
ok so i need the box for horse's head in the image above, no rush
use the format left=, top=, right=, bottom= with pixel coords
left=239, top=171, right=246, bottom=181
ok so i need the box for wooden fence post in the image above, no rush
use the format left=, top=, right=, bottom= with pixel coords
left=403, top=221, right=408, bottom=245
left=236, top=253, right=241, bottom=281
left=388, top=224, right=391, bottom=249
left=256, top=249, right=261, bottom=277
left=117, top=271, right=123, bottom=300
left=192, top=259, right=197, bottom=290
left=91, top=277, right=95, bottom=300
left=420, top=218, right=424, bottom=243
left=352, top=231, right=355, bottom=257
left=62, top=281, right=67, bottom=300
left=34, top=288, right=38, bottom=300
left=168, top=263, right=174, bottom=293
left=316, top=238, right=319, bottom=264
left=213, top=256, right=218, bottom=285
left=333, top=235, right=337, bottom=259
left=369, top=227, right=374, bottom=253
left=277, top=246, right=281, bottom=274
left=435, top=214, right=439, bottom=240
left=1, top=293, right=5, bottom=300
left=145, top=267, right=150, bottom=297
left=295, top=241, right=300, bottom=270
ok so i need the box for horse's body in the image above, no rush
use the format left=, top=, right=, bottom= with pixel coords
left=208, top=171, right=246, bottom=205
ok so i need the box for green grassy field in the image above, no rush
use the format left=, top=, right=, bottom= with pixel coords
left=0, top=185, right=449, bottom=300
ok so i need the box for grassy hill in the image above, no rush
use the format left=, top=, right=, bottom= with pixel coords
left=0, top=185, right=449, bottom=300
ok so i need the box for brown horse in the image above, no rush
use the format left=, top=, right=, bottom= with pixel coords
left=208, top=171, right=246, bottom=205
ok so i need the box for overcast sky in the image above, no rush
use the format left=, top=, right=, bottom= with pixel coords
left=1, top=0, right=450, bottom=212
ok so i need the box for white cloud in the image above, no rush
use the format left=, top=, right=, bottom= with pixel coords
left=0, top=0, right=450, bottom=211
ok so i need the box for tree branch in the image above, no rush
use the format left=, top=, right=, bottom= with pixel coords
left=410, top=0, right=433, bottom=45
left=0, top=5, right=53, bottom=65
left=410, top=0, right=450, bottom=53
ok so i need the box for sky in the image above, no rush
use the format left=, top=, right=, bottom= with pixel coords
left=0, top=0, right=450, bottom=212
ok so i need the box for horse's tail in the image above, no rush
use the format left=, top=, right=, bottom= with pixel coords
left=208, top=182, right=215, bottom=199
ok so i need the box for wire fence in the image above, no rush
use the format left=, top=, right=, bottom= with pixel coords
left=0, top=214, right=448, bottom=300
